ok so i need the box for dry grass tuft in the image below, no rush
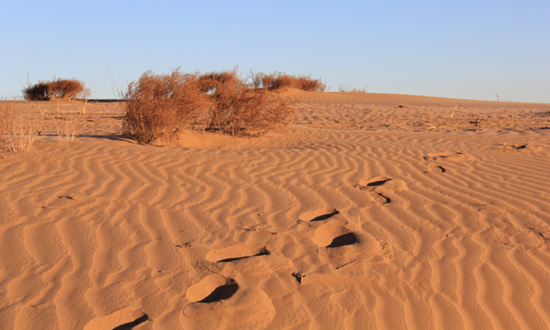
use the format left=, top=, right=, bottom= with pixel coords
left=23, top=78, right=87, bottom=101
left=0, top=102, right=42, bottom=154
left=56, top=115, right=77, bottom=142
left=123, top=69, right=294, bottom=144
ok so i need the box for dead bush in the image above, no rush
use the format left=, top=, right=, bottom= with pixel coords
left=200, top=70, right=293, bottom=135
left=198, top=71, right=240, bottom=93
left=294, top=75, right=326, bottom=92
left=251, top=72, right=326, bottom=92
left=23, top=78, right=87, bottom=101
left=122, top=70, right=209, bottom=144
left=23, top=82, right=50, bottom=101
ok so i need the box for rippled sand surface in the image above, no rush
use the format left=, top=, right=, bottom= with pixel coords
left=1, top=92, right=550, bottom=329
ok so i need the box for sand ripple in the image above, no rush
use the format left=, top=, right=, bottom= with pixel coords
left=1, top=95, right=550, bottom=329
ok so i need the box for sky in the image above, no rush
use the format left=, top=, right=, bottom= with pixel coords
left=1, top=0, right=549, bottom=103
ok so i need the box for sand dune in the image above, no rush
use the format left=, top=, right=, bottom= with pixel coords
left=1, top=92, right=550, bottom=329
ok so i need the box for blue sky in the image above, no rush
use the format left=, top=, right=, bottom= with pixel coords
left=1, top=0, right=549, bottom=102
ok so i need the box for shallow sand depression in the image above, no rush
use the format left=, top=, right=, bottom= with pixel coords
left=1, top=91, right=550, bottom=329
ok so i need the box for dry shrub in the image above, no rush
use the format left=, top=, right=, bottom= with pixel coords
left=295, top=75, right=326, bottom=92
left=123, top=69, right=294, bottom=144
left=23, top=82, right=50, bottom=101
left=198, top=71, right=239, bottom=93
left=123, top=70, right=209, bottom=144
left=199, top=70, right=292, bottom=135
left=23, top=78, right=87, bottom=101
left=0, top=102, right=42, bottom=154
left=251, top=72, right=326, bottom=92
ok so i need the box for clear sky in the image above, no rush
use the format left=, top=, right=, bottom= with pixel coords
left=1, top=0, right=549, bottom=103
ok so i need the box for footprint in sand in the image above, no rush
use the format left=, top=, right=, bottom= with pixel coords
left=205, top=245, right=270, bottom=263
left=312, top=221, right=359, bottom=249
left=474, top=204, right=550, bottom=251
left=204, top=244, right=290, bottom=277
left=308, top=219, right=393, bottom=272
left=326, top=232, right=359, bottom=247
left=182, top=275, right=275, bottom=329
left=423, top=152, right=475, bottom=161
left=298, top=208, right=340, bottom=222
left=500, top=143, right=527, bottom=150
left=186, top=275, right=239, bottom=303
left=42, top=194, right=83, bottom=209
left=508, top=228, right=550, bottom=250
left=481, top=226, right=550, bottom=251
left=83, top=307, right=148, bottom=330
left=425, top=163, right=446, bottom=174
left=354, top=176, right=407, bottom=205
left=291, top=219, right=393, bottom=285
left=497, top=143, right=543, bottom=152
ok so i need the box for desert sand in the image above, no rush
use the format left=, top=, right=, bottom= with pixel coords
left=1, top=91, right=550, bottom=329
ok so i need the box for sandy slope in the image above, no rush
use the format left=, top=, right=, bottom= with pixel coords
left=1, top=93, right=550, bottom=329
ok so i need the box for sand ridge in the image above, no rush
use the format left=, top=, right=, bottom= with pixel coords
left=1, top=93, right=550, bottom=329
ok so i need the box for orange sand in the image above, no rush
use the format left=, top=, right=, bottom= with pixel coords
left=1, top=91, right=550, bottom=329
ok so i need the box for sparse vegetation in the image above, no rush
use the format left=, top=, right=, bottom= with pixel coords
left=251, top=72, right=326, bottom=92
left=23, top=78, right=88, bottom=101
left=56, top=115, right=77, bottom=142
left=123, top=69, right=294, bottom=144
left=0, top=102, right=42, bottom=154
left=338, top=84, right=368, bottom=93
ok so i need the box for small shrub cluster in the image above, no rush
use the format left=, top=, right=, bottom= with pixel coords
left=23, top=78, right=87, bottom=101
left=123, top=69, right=293, bottom=144
left=0, top=102, right=42, bottom=154
left=251, top=72, right=326, bottom=92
